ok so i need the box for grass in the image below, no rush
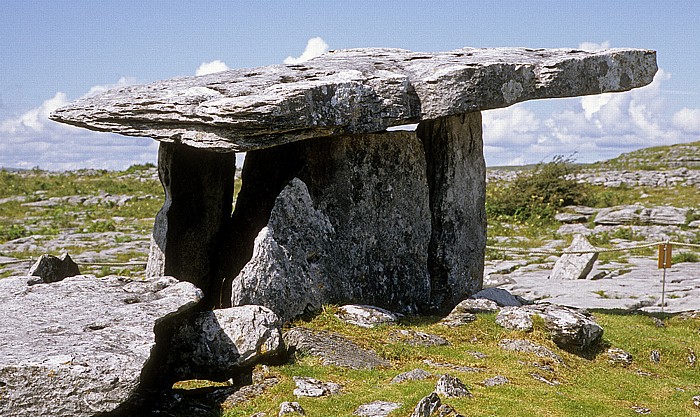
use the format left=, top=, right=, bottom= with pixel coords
left=213, top=307, right=700, bottom=417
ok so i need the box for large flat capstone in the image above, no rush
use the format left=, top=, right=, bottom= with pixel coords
left=50, top=47, right=657, bottom=152
left=0, top=275, right=202, bottom=417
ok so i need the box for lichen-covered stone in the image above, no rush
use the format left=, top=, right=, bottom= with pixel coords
left=0, top=275, right=202, bottom=417
left=51, top=47, right=657, bottom=152
left=233, top=131, right=432, bottom=321
left=549, top=234, right=598, bottom=280
left=165, top=305, right=283, bottom=382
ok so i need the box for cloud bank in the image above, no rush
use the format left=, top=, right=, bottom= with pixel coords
left=284, top=37, right=329, bottom=64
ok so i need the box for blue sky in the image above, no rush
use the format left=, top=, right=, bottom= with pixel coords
left=1, top=0, right=698, bottom=170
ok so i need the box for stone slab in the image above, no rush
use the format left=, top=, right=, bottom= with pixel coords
left=51, top=47, right=656, bottom=152
left=0, top=275, right=202, bottom=417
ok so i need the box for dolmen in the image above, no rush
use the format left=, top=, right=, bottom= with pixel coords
left=50, top=46, right=657, bottom=320
left=0, top=46, right=656, bottom=416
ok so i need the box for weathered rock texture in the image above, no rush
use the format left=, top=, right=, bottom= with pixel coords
left=549, top=234, right=598, bottom=280
left=165, top=305, right=283, bottom=382
left=27, top=252, right=80, bottom=283
left=284, top=327, right=389, bottom=369
left=147, top=142, right=235, bottom=307
left=232, top=131, right=433, bottom=319
left=51, top=47, right=657, bottom=152
left=0, top=275, right=202, bottom=417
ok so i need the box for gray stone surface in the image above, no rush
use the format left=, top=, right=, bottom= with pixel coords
left=435, top=374, right=472, bottom=398
left=147, top=142, right=235, bottom=308
left=0, top=275, right=203, bottom=417
left=293, top=376, right=342, bottom=397
left=284, top=327, right=389, bottom=370
left=51, top=47, right=656, bottom=152
left=498, top=339, right=564, bottom=364
left=394, top=330, right=450, bottom=347
left=607, top=347, right=633, bottom=366
left=483, top=375, right=510, bottom=387
left=549, top=234, right=598, bottom=280
left=417, top=113, right=486, bottom=310
left=165, top=305, right=283, bottom=381
left=411, top=392, right=442, bottom=417
left=233, top=131, right=433, bottom=321
left=498, top=257, right=700, bottom=313
left=336, top=305, right=399, bottom=328
left=279, top=401, right=305, bottom=416
left=594, top=204, right=688, bottom=226
left=391, top=369, right=433, bottom=384
left=354, top=400, right=403, bottom=417
left=496, top=305, right=603, bottom=350
left=470, top=287, right=522, bottom=306
left=27, top=252, right=80, bottom=283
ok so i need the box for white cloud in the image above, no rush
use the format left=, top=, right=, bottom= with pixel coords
left=195, top=60, right=230, bottom=76
left=578, top=41, right=611, bottom=51
left=672, top=108, right=700, bottom=133
left=483, top=67, right=700, bottom=167
left=0, top=77, right=158, bottom=171
left=284, top=37, right=329, bottom=64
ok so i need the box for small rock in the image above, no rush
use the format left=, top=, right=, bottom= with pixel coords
left=470, top=287, right=522, bottom=307
left=549, top=234, right=598, bottom=280
left=631, top=405, right=651, bottom=415
left=440, top=312, right=477, bottom=327
left=292, top=376, right=341, bottom=397
left=284, top=327, right=389, bottom=370
left=688, top=348, right=696, bottom=367
left=435, top=374, right=472, bottom=398
left=354, top=400, right=403, bottom=417
left=554, top=213, right=589, bottom=223
left=498, top=339, right=564, bottom=364
left=222, top=378, right=280, bottom=407
left=436, top=404, right=464, bottom=416
left=495, top=307, right=533, bottom=331
left=466, top=351, right=488, bottom=359
left=530, top=373, right=560, bottom=386
left=411, top=392, right=441, bottom=417
left=652, top=317, right=665, bottom=328
left=450, top=298, right=500, bottom=314
left=482, top=375, right=510, bottom=387
left=650, top=350, right=660, bottom=364
left=394, top=330, right=449, bottom=347
left=693, top=395, right=700, bottom=408
left=336, top=305, right=399, bottom=328
left=251, top=413, right=267, bottom=417
left=27, top=253, right=80, bottom=283
left=279, top=401, right=305, bottom=416
left=391, top=369, right=433, bottom=384
left=423, top=359, right=484, bottom=373
left=607, top=348, right=633, bottom=366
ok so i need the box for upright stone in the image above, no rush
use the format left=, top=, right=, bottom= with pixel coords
left=147, top=142, right=235, bottom=307
left=417, top=112, right=486, bottom=311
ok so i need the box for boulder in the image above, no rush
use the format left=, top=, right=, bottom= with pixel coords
left=0, top=275, right=202, bottom=417
left=27, top=253, right=80, bottom=283
left=164, top=305, right=284, bottom=382
left=440, top=298, right=499, bottom=327
left=496, top=305, right=603, bottom=350
left=549, top=234, right=598, bottom=280
left=336, top=305, right=399, bottom=328
left=284, top=327, right=389, bottom=370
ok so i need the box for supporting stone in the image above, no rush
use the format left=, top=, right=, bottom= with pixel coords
left=231, top=131, right=432, bottom=321
left=417, top=112, right=486, bottom=312
left=146, top=142, right=235, bottom=307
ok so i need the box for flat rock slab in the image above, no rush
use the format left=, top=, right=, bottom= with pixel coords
left=499, top=257, right=700, bottom=313
left=284, top=327, right=390, bottom=370
left=0, top=275, right=202, bottom=417
left=51, top=47, right=656, bottom=152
